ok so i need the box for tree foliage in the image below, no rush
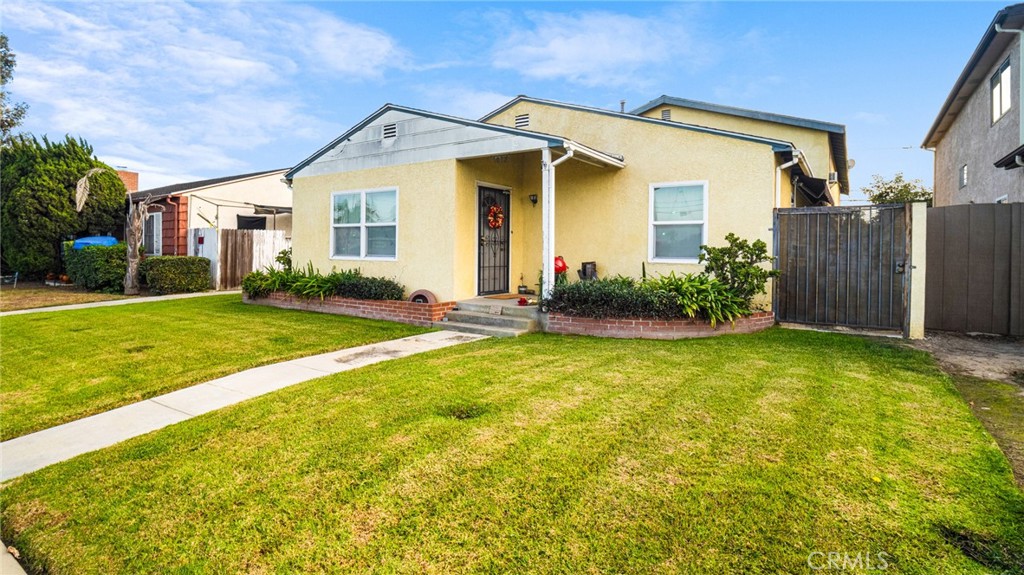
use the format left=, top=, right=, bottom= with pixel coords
left=0, top=135, right=126, bottom=276
left=861, top=173, right=933, bottom=207
left=1, top=33, right=29, bottom=145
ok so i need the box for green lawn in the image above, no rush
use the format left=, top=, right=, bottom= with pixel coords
left=2, top=329, right=1021, bottom=574
left=0, top=295, right=427, bottom=440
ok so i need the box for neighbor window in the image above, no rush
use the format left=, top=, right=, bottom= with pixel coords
left=649, top=181, right=707, bottom=261
left=143, top=212, right=162, bottom=256
left=331, top=188, right=398, bottom=259
left=992, top=58, right=1012, bottom=123
left=959, top=164, right=968, bottom=189
left=995, top=194, right=1008, bottom=204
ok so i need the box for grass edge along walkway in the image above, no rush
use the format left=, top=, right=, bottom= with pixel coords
left=0, top=331, right=486, bottom=481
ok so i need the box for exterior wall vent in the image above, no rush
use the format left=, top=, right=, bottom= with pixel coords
left=382, top=123, right=398, bottom=139
left=515, top=114, right=530, bottom=129
left=661, top=109, right=671, bottom=121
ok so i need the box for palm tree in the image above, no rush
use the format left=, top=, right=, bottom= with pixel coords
left=76, top=168, right=163, bottom=295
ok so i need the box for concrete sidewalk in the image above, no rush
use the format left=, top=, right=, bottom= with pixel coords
left=0, top=290, right=241, bottom=317
left=0, top=330, right=486, bottom=482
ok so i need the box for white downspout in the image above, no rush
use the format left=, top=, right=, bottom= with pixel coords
left=541, top=145, right=575, bottom=297
left=775, top=151, right=802, bottom=208
left=995, top=23, right=1024, bottom=146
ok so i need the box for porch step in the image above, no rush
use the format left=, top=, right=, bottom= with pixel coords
left=436, top=304, right=542, bottom=338
left=436, top=321, right=527, bottom=338
left=444, top=310, right=539, bottom=331
left=455, top=302, right=540, bottom=319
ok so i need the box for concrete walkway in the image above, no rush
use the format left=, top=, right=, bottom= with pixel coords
left=0, top=290, right=242, bottom=317
left=0, top=330, right=485, bottom=482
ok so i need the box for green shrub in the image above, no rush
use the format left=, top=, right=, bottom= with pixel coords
left=241, top=265, right=404, bottom=301
left=546, top=273, right=748, bottom=326
left=546, top=277, right=682, bottom=320
left=140, top=256, right=210, bottom=294
left=642, top=272, right=748, bottom=327
left=63, top=241, right=126, bottom=293
left=699, top=233, right=779, bottom=308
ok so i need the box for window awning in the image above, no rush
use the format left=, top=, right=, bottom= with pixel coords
left=795, top=174, right=835, bottom=206
left=994, top=144, right=1024, bottom=170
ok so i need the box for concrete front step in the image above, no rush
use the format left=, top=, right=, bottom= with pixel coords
left=435, top=320, right=527, bottom=338
left=444, top=310, right=538, bottom=331
left=455, top=301, right=540, bottom=319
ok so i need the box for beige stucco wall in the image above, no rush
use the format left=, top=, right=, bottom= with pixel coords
left=291, top=102, right=795, bottom=304
left=186, top=172, right=293, bottom=235
left=639, top=105, right=835, bottom=180
left=488, top=101, right=780, bottom=296
left=290, top=159, right=460, bottom=300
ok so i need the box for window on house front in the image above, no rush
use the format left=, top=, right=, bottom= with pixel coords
left=143, top=212, right=162, bottom=256
left=992, top=58, right=1012, bottom=123
left=649, top=181, right=707, bottom=261
left=331, top=188, right=398, bottom=259
left=959, top=164, right=968, bottom=189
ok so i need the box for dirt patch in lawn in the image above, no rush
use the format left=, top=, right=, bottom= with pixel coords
left=910, top=331, right=1023, bottom=384
left=0, top=281, right=137, bottom=312
left=909, top=331, right=1024, bottom=487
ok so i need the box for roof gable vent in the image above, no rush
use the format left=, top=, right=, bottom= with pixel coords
left=514, top=114, right=530, bottom=129
left=661, top=109, right=671, bottom=121
left=382, top=123, right=398, bottom=139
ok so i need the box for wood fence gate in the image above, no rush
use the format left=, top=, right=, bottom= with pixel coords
left=774, top=205, right=912, bottom=334
left=925, top=203, right=1024, bottom=336
left=190, top=228, right=290, bottom=290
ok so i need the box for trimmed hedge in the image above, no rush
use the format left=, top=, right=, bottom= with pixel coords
left=141, top=256, right=211, bottom=294
left=545, top=277, right=682, bottom=320
left=63, top=241, right=126, bottom=293
left=242, top=265, right=405, bottom=301
left=545, top=273, right=747, bottom=326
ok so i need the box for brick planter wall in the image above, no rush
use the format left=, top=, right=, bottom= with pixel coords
left=244, top=292, right=456, bottom=327
left=545, top=311, right=775, bottom=339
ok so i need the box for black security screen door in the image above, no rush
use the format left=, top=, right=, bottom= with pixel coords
left=477, top=186, right=510, bottom=295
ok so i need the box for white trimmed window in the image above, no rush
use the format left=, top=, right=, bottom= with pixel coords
left=992, top=58, right=1012, bottom=123
left=143, top=212, right=162, bottom=256
left=649, top=181, right=707, bottom=262
left=331, top=188, right=398, bottom=259
left=959, top=164, right=968, bottom=189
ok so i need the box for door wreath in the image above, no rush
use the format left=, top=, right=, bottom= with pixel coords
left=487, top=204, right=505, bottom=229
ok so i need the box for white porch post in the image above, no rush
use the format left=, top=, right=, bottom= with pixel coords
left=541, top=148, right=554, bottom=297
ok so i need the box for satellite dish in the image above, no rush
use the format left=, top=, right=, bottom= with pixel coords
left=847, top=159, right=856, bottom=170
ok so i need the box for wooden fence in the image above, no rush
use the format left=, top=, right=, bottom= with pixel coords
left=190, top=228, right=289, bottom=290
left=925, top=203, right=1023, bottom=336
left=774, top=205, right=913, bottom=333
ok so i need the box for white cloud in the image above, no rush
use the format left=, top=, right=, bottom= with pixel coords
left=490, top=9, right=713, bottom=88
left=413, top=86, right=515, bottom=119
left=852, top=112, right=888, bottom=126
left=3, top=1, right=406, bottom=188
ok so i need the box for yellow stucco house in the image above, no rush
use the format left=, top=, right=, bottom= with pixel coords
left=285, top=95, right=848, bottom=303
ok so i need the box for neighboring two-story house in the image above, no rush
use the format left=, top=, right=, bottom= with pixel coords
left=924, top=3, right=1024, bottom=205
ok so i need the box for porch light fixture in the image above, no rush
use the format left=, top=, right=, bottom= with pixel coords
left=529, top=194, right=538, bottom=206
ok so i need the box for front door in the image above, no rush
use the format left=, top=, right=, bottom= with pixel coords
left=477, top=186, right=510, bottom=295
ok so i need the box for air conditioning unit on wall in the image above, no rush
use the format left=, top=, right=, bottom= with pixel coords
left=828, top=172, right=839, bottom=184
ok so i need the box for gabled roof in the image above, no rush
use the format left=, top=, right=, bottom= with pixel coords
left=131, top=168, right=287, bottom=201
left=480, top=95, right=797, bottom=153
left=923, top=3, right=1024, bottom=148
left=630, top=95, right=846, bottom=134
left=630, top=95, right=849, bottom=195
left=286, top=104, right=624, bottom=180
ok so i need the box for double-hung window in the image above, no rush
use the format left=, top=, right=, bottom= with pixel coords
left=649, top=181, right=707, bottom=262
left=143, top=212, right=162, bottom=256
left=331, top=188, right=398, bottom=259
left=992, top=57, right=1012, bottom=123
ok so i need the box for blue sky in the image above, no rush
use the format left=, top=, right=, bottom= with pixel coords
left=1, top=1, right=1006, bottom=199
